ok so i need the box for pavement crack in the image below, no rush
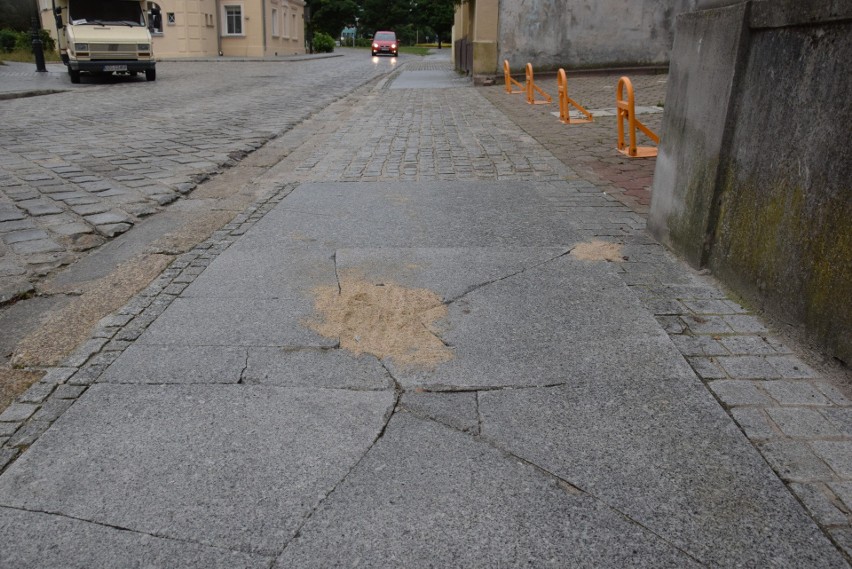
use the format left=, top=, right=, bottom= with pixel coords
left=0, top=505, right=264, bottom=558
left=332, top=250, right=341, bottom=295
left=237, top=349, right=249, bottom=384
left=276, top=361, right=401, bottom=559
left=444, top=248, right=573, bottom=305
left=405, top=408, right=708, bottom=566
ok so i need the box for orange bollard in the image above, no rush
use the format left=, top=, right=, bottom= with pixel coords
left=525, top=63, right=552, bottom=105
left=616, top=76, right=659, bottom=158
left=557, top=68, right=593, bottom=124
left=503, top=60, right=524, bottom=94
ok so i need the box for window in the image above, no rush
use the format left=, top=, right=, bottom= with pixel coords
left=147, top=2, right=163, bottom=33
left=223, top=5, right=242, bottom=35
left=282, top=7, right=288, bottom=38
left=166, top=12, right=175, bottom=25
left=271, top=8, right=278, bottom=37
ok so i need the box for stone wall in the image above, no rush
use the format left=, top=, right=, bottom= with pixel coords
left=649, top=0, right=852, bottom=364
left=498, top=0, right=698, bottom=71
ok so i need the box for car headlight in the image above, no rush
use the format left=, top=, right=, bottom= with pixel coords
left=74, top=43, right=88, bottom=51
left=391, top=43, right=396, bottom=49
left=137, top=43, right=150, bottom=51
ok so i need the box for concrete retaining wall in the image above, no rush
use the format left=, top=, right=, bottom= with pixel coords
left=649, top=0, right=852, bottom=364
left=498, top=0, right=698, bottom=71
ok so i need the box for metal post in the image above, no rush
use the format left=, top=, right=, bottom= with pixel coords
left=31, top=10, right=47, bottom=72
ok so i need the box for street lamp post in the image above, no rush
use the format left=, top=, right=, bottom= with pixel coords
left=31, top=0, right=47, bottom=72
left=353, top=17, right=358, bottom=47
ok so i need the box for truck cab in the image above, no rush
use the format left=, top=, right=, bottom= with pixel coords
left=52, top=0, right=156, bottom=83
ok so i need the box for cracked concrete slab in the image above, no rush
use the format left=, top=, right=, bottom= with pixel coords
left=0, top=506, right=270, bottom=568
left=478, top=381, right=847, bottom=567
left=274, top=412, right=702, bottom=568
left=334, top=247, right=571, bottom=302
left=135, top=297, right=335, bottom=348
left=0, top=385, right=395, bottom=555
left=181, top=245, right=337, bottom=299
left=387, top=257, right=694, bottom=389
left=98, top=345, right=247, bottom=384
left=244, top=347, right=393, bottom=390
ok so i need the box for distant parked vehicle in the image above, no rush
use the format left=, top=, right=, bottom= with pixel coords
left=371, top=31, right=397, bottom=57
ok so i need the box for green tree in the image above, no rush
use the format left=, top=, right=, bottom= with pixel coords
left=306, top=0, right=360, bottom=39
left=413, top=0, right=455, bottom=48
left=359, top=0, right=410, bottom=36
left=0, top=0, right=37, bottom=31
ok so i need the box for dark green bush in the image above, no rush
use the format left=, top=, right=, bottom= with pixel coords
left=2, top=28, right=55, bottom=52
left=0, top=29, right=19, bottom=52
left=313, top=31, right=335, bottom=53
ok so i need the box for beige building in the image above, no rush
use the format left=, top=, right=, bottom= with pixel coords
left=40, top=0, right=305, bottom=58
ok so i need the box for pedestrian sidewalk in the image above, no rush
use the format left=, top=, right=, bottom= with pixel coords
left=0, top=53, right=849, bottom=567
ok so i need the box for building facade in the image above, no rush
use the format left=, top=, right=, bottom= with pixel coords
left=454, top=0, right=698, bottom=76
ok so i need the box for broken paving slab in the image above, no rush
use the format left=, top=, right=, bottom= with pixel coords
left=334, top=247, right=571, bottom=302
left=477, top=380, right=846, bottom=567
left=400, top=391, right=480, bottom=433
left=98, top=345, right=247, bottom=384
left=238, top=181, right=586, bottom=249
left=181, top=245, right=338, bottom=300
left=0, top=507, right=270, bottom=569
left=274, top=412, right=701, bottom=568
left=388, top=257, right=694, bottom=389
left=0, top=385, right=395, bottom=556
left=135, top=297, right=336, bottom=348
left=244, top=347, right=393, bottom=390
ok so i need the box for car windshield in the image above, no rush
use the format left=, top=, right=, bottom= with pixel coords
left=374, top=33, right=395, bottom=41
left=69, top=0, right=145, bottom=26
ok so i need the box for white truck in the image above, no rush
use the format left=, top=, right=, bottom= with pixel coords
left=51, top=0, right=156, bottom=83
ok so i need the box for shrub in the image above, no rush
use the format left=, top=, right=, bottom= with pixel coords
left=312, top=31, right=335, bottom=53
left=0, top=29, right=20, bottom=52
left=1, top=28, right=54, bottom=53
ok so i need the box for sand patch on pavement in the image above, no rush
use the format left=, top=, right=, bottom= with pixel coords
left=0, top=368, right=44, bottom=411
left=307, top=271, right=452, bottom=370
left=571, top=240, right=624, bottom=262
left=11, top=254, right=172, bottom=368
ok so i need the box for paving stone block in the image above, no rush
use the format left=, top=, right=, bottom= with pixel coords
left=53, top=385, right=87, bottom=399
left=0, top=403, right=39, bottom=423
left=17, top=382, right=56, bottom=404
left=17, top=199, right=63, bottom=216
left=6, top=420, right=52, bottom=447
left=0, top=422, right=19, bottom=437
left=32, top=398, right=76, bottom=422
left=724, top=314, right=769, bottom=333
left=10, top=238, right=64, bottom=255
left=811, top=441, right=852, bottom=478
left=763, top=381, right=832, bottom=406
left=40, top=367, right=76, bottom=385
left=656, top=315, right=685, bottom=334
left=766, top=407, right=843, bottom=438
left=767, top=355, right=818, bottom=379
left=829, top=528, right=852, bottom=558
left=681, top=314, right=732, bottom=334
left=717, top=356, right=780, bottom=379
left=1, top=229, right=49, bottom=244
left=672, top=335, right=729, bottom=356
left=720, top=335, right=779, bottom=355
left=0, top=448, right=18, bottom=470
left=64, top=337, right=109, bottom=367
left=682, top=299, right=734, bottom=314
left=822, top=408, right=852, bottom=436
left=757, top=440, right=834, bottom=482
left=815, top=382, right=852, bottom=406
left=731, top=408, right=777, bottom=439
left=789, top=483, right=849, bottom=526
left=829, top=482, right=852, bottom=511
left=51, top=222, right=94, bottom=236
left=709, top=380, right=772, bottom=406
left=0, top=219, right=36, bottom=233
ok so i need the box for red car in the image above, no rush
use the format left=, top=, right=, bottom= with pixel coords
left=371, top=31, right=398, bottom=57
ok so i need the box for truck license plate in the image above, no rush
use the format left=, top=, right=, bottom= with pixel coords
left=104, top=65, right=127, bottom=71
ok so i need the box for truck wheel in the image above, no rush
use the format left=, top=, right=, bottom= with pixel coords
left=69, top=69, right=81, bottom=84
left=145, top=69, right=156, bottom=81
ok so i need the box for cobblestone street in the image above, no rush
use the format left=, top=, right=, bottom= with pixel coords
left=0, top=54, right=398, bottom=300
left=0, top=50, right=850, bottom=566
